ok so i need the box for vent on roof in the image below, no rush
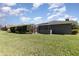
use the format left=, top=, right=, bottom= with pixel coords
left=65, top=18, right=69, bottom=21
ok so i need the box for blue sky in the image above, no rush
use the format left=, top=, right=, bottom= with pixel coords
left=0, top=3, right=79, bottom=26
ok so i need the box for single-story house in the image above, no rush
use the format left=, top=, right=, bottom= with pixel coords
left=37, top=20, right=76, bottom=34
left=8, top=24, right=33, bottom=34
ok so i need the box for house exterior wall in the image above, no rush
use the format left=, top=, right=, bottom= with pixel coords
left=37, top=25, right=50, bottom=34
left=9, top=25, right=33, bottom=34
left=51, top=24, right=72, bottom=34
left=37, top=24, right=72, bottom=34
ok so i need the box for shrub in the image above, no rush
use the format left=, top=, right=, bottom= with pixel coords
left=1, top=26, right=7, bottom=31
left=72, top=29, right=78, bottom=35
left=10, top=27, right=16, bottom=33
left=15, top=26, right=27, bottom=34
left=26, top=31, right=33, bottom=34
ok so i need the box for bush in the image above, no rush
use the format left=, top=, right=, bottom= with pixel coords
left=10, top=27, right=16, bottom=33
left=1, top=26, right=7, bottom=31
left=72, top=29, right=78, bottom=35
left=26, top=31, right=33, bottom=34
left=15, top=26, right=27, bottom=34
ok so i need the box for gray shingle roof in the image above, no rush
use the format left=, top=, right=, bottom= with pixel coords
left=38, top=21, right=77, bottom=26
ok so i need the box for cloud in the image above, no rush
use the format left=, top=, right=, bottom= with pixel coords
left=1, top=6, right=11, bottom=13
left=47, top=3, right=67, bottom=21
left=47, top=13, right=51, bottom=16
left=20, top=16, right=32, bottom=24
left=0, top=3, right=78, bottom=25
left=4, top=3, right=16, bottom=6
left=0, top=3, right=30, bottom=25
left=32, top=3, right=43, bottom=9
left=20, top=16, right=27, bottom=22
left=32, top=17, right=44, bottom=24
left=48, top=3, right=64, bottom=10
left=53, top=6, right=66, bottom=13
left=64, top=14, right=78, bottom=21
left=20, top=16, right=45, bottom=24
left=33, top=17, right=42, bottom=21
left=57, top=18, right=65, bottom=21
left=47, top=6, right=66, bottom=20
left=20, top=16, right=31, bottom=22
left=9, top=8, right=29, bottom=16
left=47, top=3, right=78, bottom=22
left=56, top=14, right=78, bottom=21
left=68, top=16, right=78, bottom=21
left=1, top=6, right=29, bottom=16
left=47, top=12, right=63, bottom=20
left=0, top=13, right=6, bottom=19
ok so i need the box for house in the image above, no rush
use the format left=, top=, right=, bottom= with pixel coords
left=37, top=19, right=77, bottom=34
left=6, top=19, right=77, bottom=34
left=8, top=24, right=33, bottom=34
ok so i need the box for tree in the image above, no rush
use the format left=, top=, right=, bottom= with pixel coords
left=1, top=25, right=7, bottom=31
left=71, top=21, right=78, bottom=29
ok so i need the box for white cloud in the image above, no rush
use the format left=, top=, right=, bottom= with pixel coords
left=64, top=14, right=78, bottom=21
left=47, top=3, right=78, bottom=22
left=1, top=6, right=11, bottom=13
left=20, top=16, right=31, bottom=22
left=47, top=6, right=66, bottom=17
left=69, top=16, right=78, bottom=21
left=32, top=3, right=43, bottom=9
left=4, top=3, right=16, bottom=6
left=32, top=17, right=44, bottom=24
left=0, top=4, right=30, bottom=24
left=20, top=16, right=45, bottom=24
left=0, top=13, right=6, bottom=18
left=20, top=16, right=33, bottom=24
left=9, top=8, right=29, bottom=16
left=57, top=18, right=65, bottom=21
left=20, top=16, right=27, bottom=21
left=64, top=14, right=70, bottom=18
left=47, top=13, right=51, bottom=16
left=34, top=17, right=42, bottom=21
left=1, top=6, right=29, bottom=16
left=47, top=12, right=62, bottom=20
left=48, top=3, right=64, bottom=10
left=53, top=6, right=66, bottom=13
left=47, top=14, right=78, bottom=22
left=47, top=3, right=67, bottom=21
left=14, top=8, right=28, bottom=12
left=0, top=14, right=4, bottom=18
left=47, top=14, right=57, bottom=20
left=57, top=15, right=78, bottom=21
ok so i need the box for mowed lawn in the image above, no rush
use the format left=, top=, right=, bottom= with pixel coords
left=0, top=31, right=79, bottom=56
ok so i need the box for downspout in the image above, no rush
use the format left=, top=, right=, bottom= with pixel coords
left=50, top=25, right=52, bottom=34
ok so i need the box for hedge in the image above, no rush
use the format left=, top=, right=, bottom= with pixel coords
left=72, top=29, right=78, bottom=35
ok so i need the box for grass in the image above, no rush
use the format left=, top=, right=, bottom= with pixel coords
left=0, top=31, right=79, bottom=56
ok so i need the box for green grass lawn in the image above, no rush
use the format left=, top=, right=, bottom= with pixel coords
left=0, top=31, right=79, bottom=56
